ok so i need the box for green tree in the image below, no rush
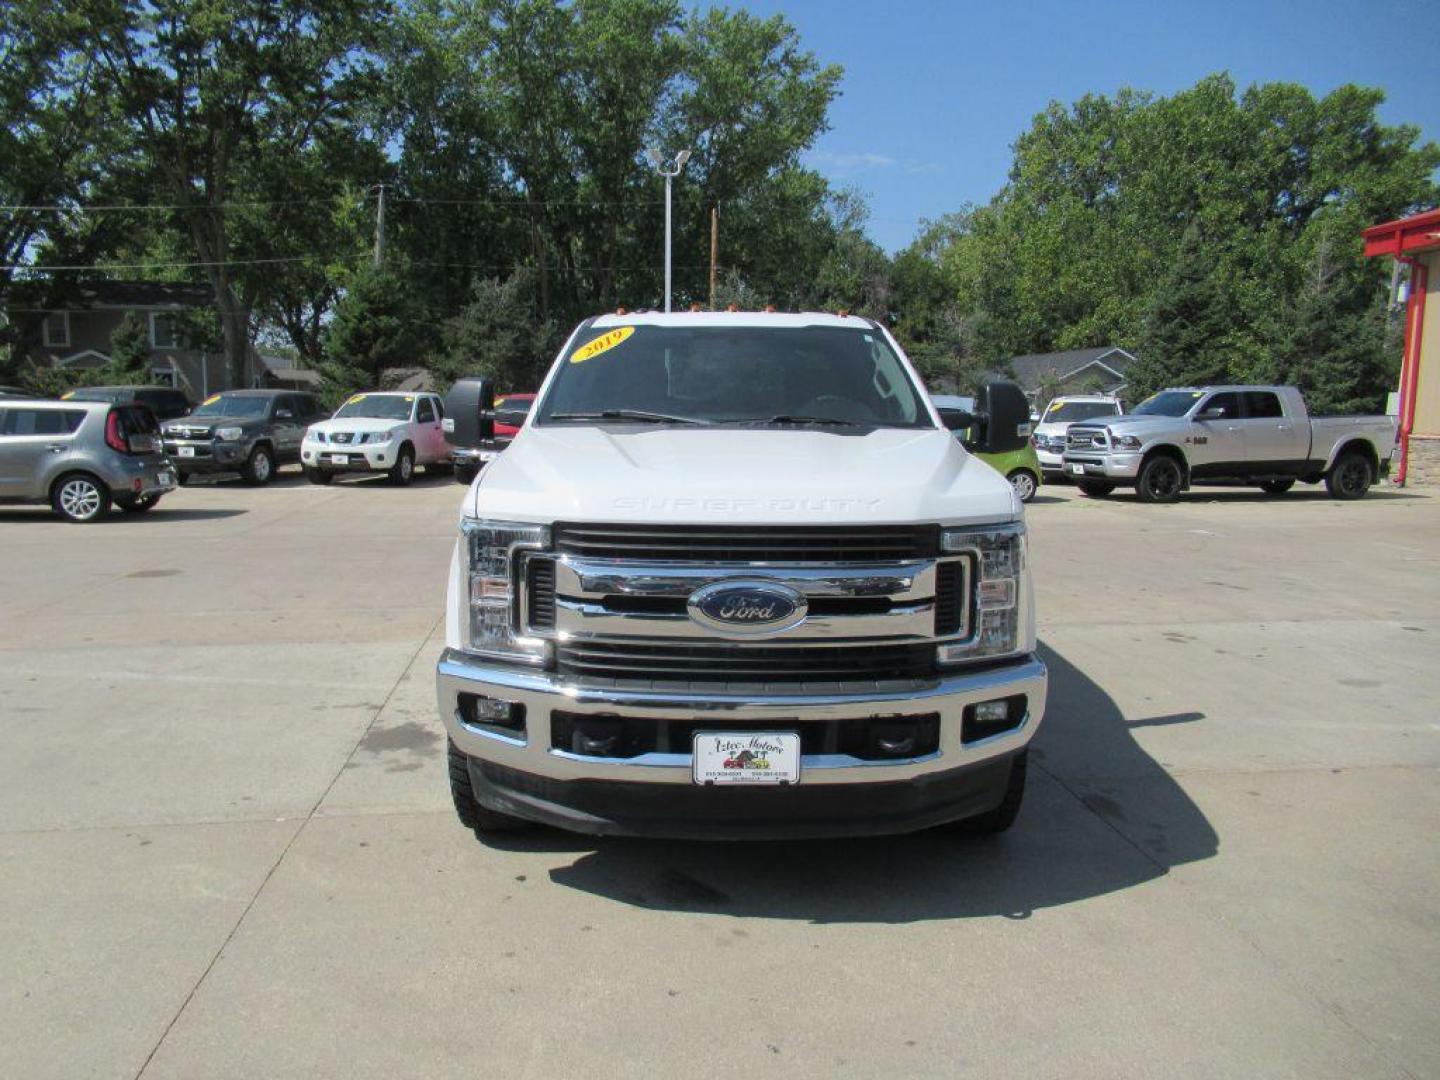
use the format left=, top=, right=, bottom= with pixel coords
left=108, top=310, right=152, bottom=382
left=438, top=269, right=556, bottom=391
left=1130, top=225, right=1232, bottom=399
left=322, top=263, right=420, bottom=396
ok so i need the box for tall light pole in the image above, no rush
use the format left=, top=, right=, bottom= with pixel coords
left=646, top=148, right=691, bottom=312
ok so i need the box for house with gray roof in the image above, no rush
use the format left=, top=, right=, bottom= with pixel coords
left=1003, top=346, right=1135, bottom=403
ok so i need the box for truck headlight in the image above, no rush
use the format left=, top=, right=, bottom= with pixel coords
left=366, top=431, right=393, bottom=445
left=1113, top=434, right=1142, bottom=450
left=215, top=426, right=243, bottom=441
left=462, top=518, right=550, bottom=665
left=937, top=523, right=1026, bottom=665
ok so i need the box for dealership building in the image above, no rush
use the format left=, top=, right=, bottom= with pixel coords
left=1364, top=208, right=1440, bottom=485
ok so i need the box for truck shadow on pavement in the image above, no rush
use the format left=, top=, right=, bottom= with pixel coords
left=539, top=643, right=1218, bottom=922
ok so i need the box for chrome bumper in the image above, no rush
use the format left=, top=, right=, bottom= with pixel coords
left=1061, top=452, right=1143, bottom=479
left=437, top=650, right=1047, bottom=786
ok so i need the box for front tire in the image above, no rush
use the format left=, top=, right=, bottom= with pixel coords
left=448, top=740, right=529, bottom=834
left=1078, top=479, right=1115, bottom=498
left=1325, top=451, right=1372, bottom=500
left=303, top=466, right=333, bottom=485
left=1135, top=455, right=1183, bottom=504
left=51, top=473, right=111, bottom=522
left=242, top=444, right=275, bottom=485
left=1006, top=469, right=1038, bottom=503
left=454, top=462, right=479, bottom=485
left=388, top=443, right=415, bottom=486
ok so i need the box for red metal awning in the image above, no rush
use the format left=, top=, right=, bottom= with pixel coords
left=1363, top=207, right=1440, bottom=258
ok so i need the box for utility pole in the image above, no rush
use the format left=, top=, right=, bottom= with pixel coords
left=373, top=184, right=386, bottom=269
left=645, top=149, right=691, bottom=312
left=709, top=205, right=719, bottom=310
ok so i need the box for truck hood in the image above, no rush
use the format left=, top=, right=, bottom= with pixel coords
left=465, top=426, right=1020, bottom=526
left=308, top=418, right=406, bottom=437
left=1070, top=414, right=1177, bottom=436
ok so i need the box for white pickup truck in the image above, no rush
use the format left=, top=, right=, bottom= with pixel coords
left=436, top=312, right=1047, bottom=840
left=1061, top=385, right=1397, bottom=502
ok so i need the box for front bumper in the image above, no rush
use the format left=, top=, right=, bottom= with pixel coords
left=302, top=441, right=395, bottom=472
left=1035, top=446, right=1066, bottom=474
left=437, top=650, right=1047, bottom=838
left=450, top=441, right=510, bottom=468
left=164, top=439, right=246, bottom=473
left=1061, top=451, right=1143, bottom=480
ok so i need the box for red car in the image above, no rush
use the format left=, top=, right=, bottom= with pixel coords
left=493, top=392, right=536, bottom=438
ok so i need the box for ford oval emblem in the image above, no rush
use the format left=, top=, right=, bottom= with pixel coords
left=687, top=579, right=808, bottom=636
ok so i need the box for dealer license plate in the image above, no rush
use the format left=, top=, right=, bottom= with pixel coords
left=692, top=732, right=800, bottom=786
left=1068, top=463, right=1085, bottom=476
left=177, top=445, right=195, bottom=458
left=329, top=454, right=349, bottom=465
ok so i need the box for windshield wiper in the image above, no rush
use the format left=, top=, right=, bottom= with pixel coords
left=547, top=409, right=705, bottom=425
left=735, top=414, right=862, bottom=427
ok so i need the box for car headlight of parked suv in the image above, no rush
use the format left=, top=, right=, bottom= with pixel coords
left=1112, top=433, right=1143, bottom=450
left=365, top=430, right=393, bottom=445
left=214, top=426, right=244, bottom=442
left=462, top=518, right=550, bottom=665
left=936, top=523, right=1026, bottom=665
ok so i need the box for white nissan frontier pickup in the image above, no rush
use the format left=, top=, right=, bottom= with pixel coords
left=436, top=311, right=1046, bottom=840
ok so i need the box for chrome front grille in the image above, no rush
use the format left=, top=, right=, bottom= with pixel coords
left=553, top=640, right=937, bottom=684
left=1067, top=427, right=1109, bottom=451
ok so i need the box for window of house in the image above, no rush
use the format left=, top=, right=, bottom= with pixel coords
left=150, top=313, right=179, bottom=349
left=42, top=312, right=70, bottom=348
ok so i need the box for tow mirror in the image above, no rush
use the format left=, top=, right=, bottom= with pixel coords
left=971, top=380, right=1031, bottom=454
left=937, top=407, right=976, bottom=433
left=443, top=376, right=496, bottom=447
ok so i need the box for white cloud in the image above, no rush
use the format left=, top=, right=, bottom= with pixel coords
left=810, top=150, right=896, bottom=170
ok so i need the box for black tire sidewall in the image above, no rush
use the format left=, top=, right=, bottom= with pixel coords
left=245, top=445, right=274, bottom=485
left=51, top=473, right=111, bottom=522
left=1137, top=457, right=1182, bottom=503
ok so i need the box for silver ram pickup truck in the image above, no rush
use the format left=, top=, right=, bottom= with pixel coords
left=1061, top=385, right=1397, bottom=502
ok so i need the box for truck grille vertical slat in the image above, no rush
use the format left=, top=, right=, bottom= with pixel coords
left=526, top=558, right=556, bottom=631
left=934, top=561, right=963, bottom=636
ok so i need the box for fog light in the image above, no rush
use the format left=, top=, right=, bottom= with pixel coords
left=459, top=693, right=525, bottom=732
left=963, top=695, right=1026, bottom=744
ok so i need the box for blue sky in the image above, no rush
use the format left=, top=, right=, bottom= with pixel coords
left=740, top=0, right=1440, bottom=252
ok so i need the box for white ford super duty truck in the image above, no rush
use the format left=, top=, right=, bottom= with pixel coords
left=1061, top=384, right=1397, bottom=503
left=436, top=312, right=1047, bottom=840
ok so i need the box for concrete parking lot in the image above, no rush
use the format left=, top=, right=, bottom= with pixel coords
left=2, top=471, right=1437, bottom=1079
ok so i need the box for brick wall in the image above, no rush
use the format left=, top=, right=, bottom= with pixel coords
left=1404, top=437, right=1440, bottom=487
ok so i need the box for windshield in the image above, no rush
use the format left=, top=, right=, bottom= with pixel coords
left=191, top=395, right=269, bottom=418
left=1132, top=390, right=1204, bottom=417
left=1044, top=400, right=1119, bottom=422
left=334, top=394, right=413, bottom=421
left=536, top=324, right=931, bottom=428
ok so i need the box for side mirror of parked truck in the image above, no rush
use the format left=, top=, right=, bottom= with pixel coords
left=443, top=377, right=498, bottom=448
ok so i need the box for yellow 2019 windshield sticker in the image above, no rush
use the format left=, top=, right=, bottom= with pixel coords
left=61, top=391, right=76, bottom=400
left=570, top=326, right=634, bottom=364
left=203, top=394, right=221, bottom=406
left=347, top=394, right=367, bottom=405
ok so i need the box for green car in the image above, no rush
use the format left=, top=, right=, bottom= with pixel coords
left=933, top=394, right=1043, bottom=503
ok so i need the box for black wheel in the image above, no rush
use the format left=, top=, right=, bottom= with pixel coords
left=1325, top=451, right=1372, bottom=500
left=174, top=471, right=190, bottom=486
left=1260, top=479, right=1295, bottom=495
left=1135, top=455, right=1183, bottom=503
left=945, top=750, right=1028, bottom=835
left=1077, top=479, right=1115, bottom=498
left=1006, top=469, right=1038, bottom=503
left=454, top=462, right=479, bottom=485
left=303, top=466, right=333, bottom=485
left=448, top=740, right=530, bottom=834
left=424, top=460, right=453, bottom=476
left=51, top=473, right=112, bottom=522
left=242, top=444, right=275, bottom=485
left=117, top=493, right=161, bottom=514
left=388, top=443, right=415, bottom=486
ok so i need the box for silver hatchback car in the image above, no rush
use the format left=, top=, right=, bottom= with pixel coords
left=0, top=398, right=177, bottom=521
